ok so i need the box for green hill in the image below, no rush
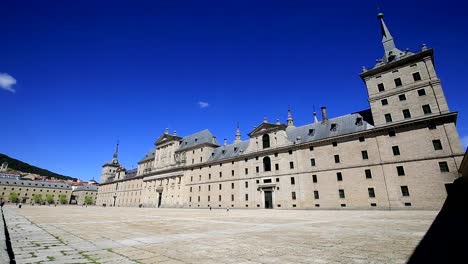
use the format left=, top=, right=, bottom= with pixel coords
left=0, top=153, right=77, bottom=181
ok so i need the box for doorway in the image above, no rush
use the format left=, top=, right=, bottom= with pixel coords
left=157, top=192, right=162, bottom=208
left=264, top=191, right=273, bottom=209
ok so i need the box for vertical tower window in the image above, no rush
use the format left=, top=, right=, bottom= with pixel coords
left=263, top=157, right=271, bottom=172
left=403, top=109, right=411, bottom=119
left=378, top=83, right=385, bottom=92
left=339, top=189, right=345, bottom=199
left=290, top=177, right=295, bottom=185
left=439, top=162, right=449, bottom=172
left=312, top=174, right=317, bottom=183
left=392, top=146, right=401, bottom=156
left=397, top=166, right=405, bottom=176
left=381, top=99, right=388, bottom=106
left=310, top=158, right=316, bottom=167
left=336, top=172, right=343, bottom=181
left=361, top=150, right=369, bottom=160
left=368, top=188, right=376, bottom=198
left=401, top=186, right=410, bottom=197
left=433, top=140, right=443, bottom=150
left=262, top=134, right=270, bottom=149
left=314, top=191, right=319, bottom=199
left=385, top=113, right=393, bottom=123
left=394, top=78, right=402, bottom=87
left=412, top=72, right=421, bottom=81
left=422, top=104, right=432, bottom=114
left=399, top=94, right=407, bottom=101
left=418, top=89, right=426, bottom=96
left=365, top=169, right=372, bottom=179
left=334, top=155, right=340, bottom=163
left=292, top=192, right=296, bottom=200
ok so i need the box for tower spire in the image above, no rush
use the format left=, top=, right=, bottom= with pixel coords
left=377, top=12, right=402, bottom=63
left=287, top=106, right=295, bottom=127
left=113, top=141, right=119, bottom=159
left=234, top=123, right=241, bottom=143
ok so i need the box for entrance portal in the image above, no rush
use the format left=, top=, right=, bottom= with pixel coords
left=264, top=191, right=273, bottom=209
left=157, top=192, right=162, bottom=208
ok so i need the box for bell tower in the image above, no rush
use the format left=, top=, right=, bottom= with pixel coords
left=100, top=142, right=120, bottom=183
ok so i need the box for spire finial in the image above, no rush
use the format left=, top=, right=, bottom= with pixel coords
left=377, top=11, right=400, bottom=63
left=263, top=117, right=268, bottom=123
left=164, top=128, right=169, bottom=134
left=287, top=106, right=295, bottom=127
left=113, top=141, right=119, bottom=159
left=234, top=123, right=241, bottom=143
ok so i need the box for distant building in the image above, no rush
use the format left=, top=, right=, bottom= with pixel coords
left=70, top=185, right=99, bottom=205
left=97, top=12, right=464, bottom=210
left=0, top=178, right=72, bottom=204
left=0, top=162, right=8, bottom=172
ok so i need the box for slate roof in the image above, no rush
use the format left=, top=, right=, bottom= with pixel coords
left=139, top=147, right=156, bottom=163
left=74, top=185, right=99, bottom=191
left=208, top=140, right=250, bottom=161
left=176, top=129, right=219, bottom=152
left=0, top=178, right=72, bottom=189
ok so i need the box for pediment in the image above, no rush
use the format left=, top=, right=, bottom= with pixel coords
left=248, top=122, right=287, bottom=138
left=155, top=134, right=182, bottom=146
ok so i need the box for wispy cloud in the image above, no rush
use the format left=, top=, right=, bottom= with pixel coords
left=198, top=101, right=209, bottom=108
left=0, top=73, right=16, bottom=93
left=461, top=135, right=468, bottom=150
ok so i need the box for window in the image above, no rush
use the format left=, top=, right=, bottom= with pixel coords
left=397, top=166, right=405, bottom=176
left=231, top=170, right=235, bottom=176
left=312, top=174, right=317, bottom=183
left=219, top=184, right=222, bottom=190
left=276, top=178, right=280, bottom=182
left=289, top=162, right=294, bottom=169
left=245, top=168, right=248, bottom=175
left=208, top=185, right=211, bottom=191
left=394, top=78, right=402, bottom=87
left=332, top=141, right=338, bottom=147
left=290, top=177, right=295, bottom=185
left=314, top=190, right=319, bottom=199
left=361, top=150, right=369, bottom=160
left=219, top=172, right=222, bottom=178
left=198, top=186, right=201, bottom=192
left=336, top=172, right=343, bottom=181
left=399, top=94, right=407, bottom=101
left=208, top=195, right=210, bottom=202
left=231, top=183, right=234, bottom=189
left=308, top=129, right=315, bottom=136
left=288, top=150, right=293, bottom=155
left=262, top=134, right=270, bottom=149
left=263, top=157, right=271, bottom=172
left=245, top=181, right=248, bottom=188
left=334, top=155, right=340, bottom=163
left=392, top=146, right=400, bottom=156
left=405, top=202, right=412, bottom=207
left=385, top=113, right=393, bottom=123
left=422, top=104, right=432, bottom=114
left=412, top=72, right=421, bottom=81
left=418, top=89, right=426, bottom=96
left=401, top=186, right=410, bottom=196
left=368, top=188, right=376, bottom=198
left=330, top=123, right=337, bottom=131
left=245, top=194, right=248, bottom=201
left=274, top=153, right=278, bottom=157
left=378, top=83, right=385, bottom=92
left=292, top=192, right=296, bottom=200
left=355, top=117, right=363, bottom=126
left=428, top=122, right=437, bottom=130
left=310, top=158, right=316, bottom=167
left=256, top=166, right=259, bottom=173
left=218, top=195, right=221, bottom=201
left=198, top=196, right=200, bottom=202
left=439, top=162, right=449, bottom=172
left=208, top=173, right=211, bottom=180
left=433, top=140, right=443, bottom=150
left=388, top=130, right=396, bottom=137
left=275, top=164, right=279, bottom=171
left=309, top=146, right=314, bottom=151
left=403, top=109, right=411, bottom=119
left=339, top=189, right=345, bottom=199
left=365, top=169, right=372, bottom=179
left=263, top=179, right=272, bottom=184
left=381, top=99, right=388, bottom=106
left=190, top=176, right=193, bottom=182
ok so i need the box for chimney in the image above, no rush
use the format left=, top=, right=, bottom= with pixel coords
left=224, top=138, right=228, bottom=146
left=321, top=106, right=328, bottom=123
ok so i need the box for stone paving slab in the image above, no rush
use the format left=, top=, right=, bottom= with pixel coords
left=1, top=205, right=438, bottom=263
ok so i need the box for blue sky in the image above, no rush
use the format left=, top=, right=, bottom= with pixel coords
left=1, top=0, right=467, bottom=181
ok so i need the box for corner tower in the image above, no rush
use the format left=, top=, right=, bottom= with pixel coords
left=360, top=12, right=450, bottom=127
left=100, top=143, right=121, bottom=183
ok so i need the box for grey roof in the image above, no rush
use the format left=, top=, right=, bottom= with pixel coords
left=124, top=168, right=138, bottom=179
left=139, top=147, right=156, bottom=163
left=177, top=129, right=219, bottom=152
left=74, top=185, right=99, bottom=191
left=0, top=178, right=72, bottom=189
left=286, top=113, right=373, bottom=143
left=208, top=140, right=250, bottom=161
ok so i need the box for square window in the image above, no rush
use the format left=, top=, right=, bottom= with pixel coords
left=413, top=72, right=421, bottom=81
left=308, top=129, right=315, bottom=136
left=392, top=146, right=400, bottom=156
left=314, top=190, right=319, bottom=199
left=336, top=172, right=343, bottom=181
left=310, top=158, right=316, bottom=166
left=332, top=141, right=338, bottom=147
left=312, top=174, right=317, bottom=183
left=388, top=130, right=396, bottom=137
left=401, top=186, right=410, bottom=196
left=433, top=140, right=443, bottom=150
left=418, top=89, right=426, bottom=96
left=385, top=113, right=393, bottom=123
left=276, top=178, right=280, bottom=182
left=403, top=109, right=411, bottom=119
left=394, top=78, right=402, bottom=87
left=439, top=162, right=449, bottom=172
left=288, top=150, right=293, bottom=155
left=365, top=169, right=372, bottom=179
left=368, top=188, right=376, bottom=198
left=330, top=124, right=337, bottom=131
left=274, top=153, right=278, bottom=157
left=378, top=83, right=385, bottom=92
left=334, top=155, right=340, bottom=163
left=422, top=104, right=432, bottom=114
left=381, top=99, right=388, bottom=106
left=397, top=166, right=405, bottom=176
left=359, top=136, right=365, bottom=142
left=339, top=189, right=345, bottom=199
left=399, top=94, right=407, bottom=101
left=361, top=150, right=369, bottom=160
left=309, top=146, right=314, bottom=151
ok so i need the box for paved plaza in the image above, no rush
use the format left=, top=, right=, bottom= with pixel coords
left=1, top=206, right=438, bottom=263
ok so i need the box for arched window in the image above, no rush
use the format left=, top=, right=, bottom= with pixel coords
left=263, top=157, right=271, bottom=172
left=262, top=134, right=270, bottom=149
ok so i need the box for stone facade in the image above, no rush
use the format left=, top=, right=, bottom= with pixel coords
left=96, top=13, right=464, bottom=210
left=0, top=178, right=72, bottom=204
left=70, top=185, right=99, bottom=205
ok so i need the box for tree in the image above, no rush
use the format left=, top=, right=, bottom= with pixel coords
left=9, top=192, right=19, bottom=203
left=59, top=195, right=68, bottom=204
left=33, top=194, right=43, bottom=204
left=84, top=196, right=93, bottom=205
left=45, top=194, right=54, bottom=204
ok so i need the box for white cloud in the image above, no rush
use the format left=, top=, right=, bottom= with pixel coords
left=0, top=73, right=16, bottom=93
left=198, top=101, right=209, bottom=108
left=461, top=135, right=468, bottom=150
